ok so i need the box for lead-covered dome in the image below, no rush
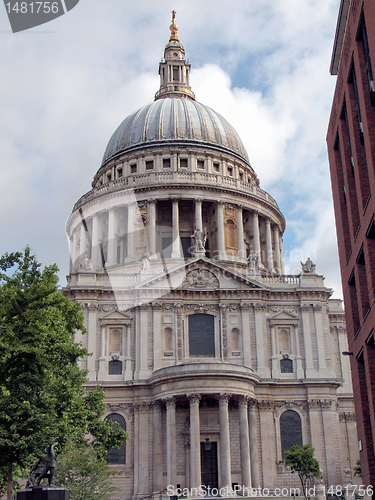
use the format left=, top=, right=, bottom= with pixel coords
left=101, top=98, right=249, bottom=166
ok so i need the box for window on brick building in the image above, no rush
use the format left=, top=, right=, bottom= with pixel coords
left=349, top=269, right=361, bottom=337
left=357, top=13, right=375, bottom=105
left=349, top=64, right=364, bottom=145
left=366, top=216, right=375, bottom=297
left=357, top=246, right=371, bottom=320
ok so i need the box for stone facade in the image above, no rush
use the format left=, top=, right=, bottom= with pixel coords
left=64, top=13, right=359, bottom=499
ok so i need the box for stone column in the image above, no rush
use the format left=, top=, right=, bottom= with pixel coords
left=148, top=200, right=156, bottom=256
left=127, top=203, right=135, bottom=260
left=171, top=198, right=181, bottom=258
left=153, top=401, right=163, bottom=492
left=273, top=226, right=281, bottom=273
left=107, top=209, right=117, bottom=266
left=79, top=225, right=87, bottom=262
left=188, top=394, right=201, bottom=488
left=238, top=396, right=251, bottom=489
left=195, top=199, right=203, bottom=231
left=218, top=393, right=232, bottom=490
left=217, top=201, right=225, bottom=259
left=265, top=218, right=273, bottom=271
left=91, top=215, right=99, bottom=269
left=138, top=403, right=150, bottom=495
left=252, top=212, right=261, bottom=258
left=237, top=206, right=245, bottom=260
left=166, top=397, right=177, bottom=488
left=248, top=400, right=260, bottom=488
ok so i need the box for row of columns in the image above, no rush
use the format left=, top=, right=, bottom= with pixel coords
left=152, top=393, right=260, bottom=492
left=72, top=198, right=283, bottom=272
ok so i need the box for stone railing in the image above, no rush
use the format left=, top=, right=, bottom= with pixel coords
left=261, top=275, right=301, bottom=286
left=73, top=171, right=279, bottom=212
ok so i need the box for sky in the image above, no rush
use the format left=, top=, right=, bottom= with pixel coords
left=0, top=0, right=343, bottom=297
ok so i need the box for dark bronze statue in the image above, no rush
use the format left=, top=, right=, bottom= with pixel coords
left=26, top=439, right=58, bottom=488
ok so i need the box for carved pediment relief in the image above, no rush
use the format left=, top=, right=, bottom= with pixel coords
left=182, top=268, right=219, bottom=289
left=268, top=309, right=299, bottom=326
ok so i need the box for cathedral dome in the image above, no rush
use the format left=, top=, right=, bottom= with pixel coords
left=101, top=98, right=249, bottom=166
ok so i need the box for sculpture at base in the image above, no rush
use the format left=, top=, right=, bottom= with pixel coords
left=26, top=439, right=58, bottom=488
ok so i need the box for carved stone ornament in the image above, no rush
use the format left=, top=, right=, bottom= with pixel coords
left=300, top=257, right=316, bottom=274
left=79, top=254, right=93, bottom=271
left=182, top=268, right=219, bottom=289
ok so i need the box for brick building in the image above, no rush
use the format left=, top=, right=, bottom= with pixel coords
left=327, top=0, right=375, bottom=487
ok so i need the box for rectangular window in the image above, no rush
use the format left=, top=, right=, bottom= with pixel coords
left=180, top=158, right=188, bottom=168
left=349, top=270, right=361, bottom=337
left=239, top=171, right=243, bottom=180
left=146, top=160, right=154, bottom=170
left=173, top=66, right=179, bottom=81
left=163, top=158, right=171, bottom=168
left=349, top=65, right=364, bottom=144
left=197, top=160, right=205, bottom=169
left=357, top=246, right=370, bottom=319
left=227, top=166, right=233, bottom=176
left=213, top=162, right=220, bottom=172
left=189, top=314, right=215, bottom=357
left=130, top=164, right=137, bottom=173
left=358, top=14, right=375, bottom=104
left=117, top=168, right=123, bottom=178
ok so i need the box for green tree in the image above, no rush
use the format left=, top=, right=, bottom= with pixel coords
left=55, top=441, right=119, bottom=500
left=0, top=247, right=127, bottom=499
left=284, top=444, right=322, bottom=500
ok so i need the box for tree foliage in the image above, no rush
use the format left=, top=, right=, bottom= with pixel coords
left=0, top=247, right=127, bottom=497
left=284, top=444, right=322, bottom=499
left=55, top=441, right=119, bottom=500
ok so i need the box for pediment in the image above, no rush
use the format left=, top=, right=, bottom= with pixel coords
left=100, top=310, right=133, bottom=324
left=137, top=257, right=267, bottom=291
left=268, top=309, right=299, bottom=324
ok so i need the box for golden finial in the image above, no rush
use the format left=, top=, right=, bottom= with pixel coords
left=169, top=10, right=179, bottom=41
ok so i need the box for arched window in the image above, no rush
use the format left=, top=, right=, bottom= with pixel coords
left=105, top=413, right=126, bottom=464
left=280, top=410, right=302, bottom=458
left=189, top=314, right=215, bottom=357
left=109, top=359, right=122, bottom=375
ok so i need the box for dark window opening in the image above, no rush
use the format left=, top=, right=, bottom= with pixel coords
left=173, top=66, right=179, bottom=81
left=109, top=359, right=122, bottom=375
left=227, top=167, right=233, bottom=176
left=197, top=160, right=205, bottom=169
left=349, top=65, right=364, bottom=145
left=146, top=161, right=154, bottom=170
left=180, top=158, right=188, bottom=168
left=131, top=164, right=137, bottom=173
left=280, top=410, right=302, bottom=458
left=189, top=314, right=215, bottom=357
left=349, top=270, right=361, bottom=337
left=213, top=162, right=220, bottom=172
left=280, top=358, right=293, bottom=373
left=162, top=237, right=172, bottom=258
left=163, top=158, right=171, bottom=168
left=117, top=168, right=123, bottom=178
left=357, top=13, right=375, bottom=105
left=105, top=413, right=126, bottom=464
